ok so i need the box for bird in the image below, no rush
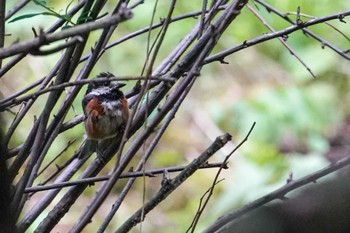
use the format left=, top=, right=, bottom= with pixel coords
left=79, top=72, right=129, bottom=159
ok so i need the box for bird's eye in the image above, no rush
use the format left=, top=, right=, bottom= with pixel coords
left=103, top=81, right=109, bottom=86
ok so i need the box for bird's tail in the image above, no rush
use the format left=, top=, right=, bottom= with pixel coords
left=78, top=139, right=98, bottom=159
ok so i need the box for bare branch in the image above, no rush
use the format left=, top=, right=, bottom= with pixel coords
left=0, top=75, right=174, bottom=110
left=25, top=162, right=226, bottom=194
left=187, top=122, right=256, bottom=232
left=0, top=8, right=133, bottom=59
left=205, top=9, right=350, bottom=64
left=115, top=133, right=232, bottom=233
left=5, top=0, right=31, bottom=20
left=253, top=0, right=350, bottom=60
left=203, top=154, right=350, bottom=233
left=247, top=4, right=316, bottom=78
left=0, top=0, right=5, bottom=68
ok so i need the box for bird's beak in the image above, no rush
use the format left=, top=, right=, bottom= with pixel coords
left=110, top=82, right=126, bottom=91
left=116, top=83, right=126, bottom=88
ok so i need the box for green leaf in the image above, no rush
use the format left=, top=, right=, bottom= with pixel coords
left=8, top=12, right=54, bottom=23
left=34, top=0, right=48, bottom=7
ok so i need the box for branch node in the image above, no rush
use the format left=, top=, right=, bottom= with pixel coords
left=38, top=28, right=48, bottom=45
left=32, top=27, right=38, bottom=38
left=338, top=14, right=346, bottom=23
left=279, top=195, right=289, bottom=201
left=242, top=40, right=248, bottom=48
left=296, top=6, right=304, bottom=26
left=222, top=162, right=229, bottom=169
left=161, top=169, right=171, bottom=186
left=286, top=172, right=293, bottom=184
left=159, top=17, right=165, bottom=24
left=219, top=59, right=229, bottom=64
left=282, top=34, right=289, bottom=42
left=118, top=3, right=134, bottom=20
left=133, top=81, right=142, bottom=92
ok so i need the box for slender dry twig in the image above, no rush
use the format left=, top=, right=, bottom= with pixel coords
left=5, top=0, right=31, bottom=20
left=0, top=75, right=174, bottom=110
left=35, top=139, right=77, bottom=178
left=36, top=151, right=78, bottom=188
left=0, top=8, right=133, bottom=59
left=0, top=0, right=86, bottom=77
left=286, top=11, right=350, bottom=42
left=252, top=0, right=350, bottom=60
left=186, top=179, right=225, bottom=233
left=198, top=0, right=208, bottom=38
left=99, top=6, right=226, bottom=56
left=24, top=163, right=227, bottom=194
left=247, top=4, right=316, bottom=78
left=17, top=157, right=87, bottom=233
left=187, top=122, right=256, bottom=232
left=205, top=9, right=350, bottom=64
left=0, top=0, right=5, bottom=68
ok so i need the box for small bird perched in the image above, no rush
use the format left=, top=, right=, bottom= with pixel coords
left=79, top=72, right=129, bottom=159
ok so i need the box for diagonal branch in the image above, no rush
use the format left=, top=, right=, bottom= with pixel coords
left=115, top=133, right=232, bottom=233
left=203, top=154, right=350, bottom=233
left=205, top=9, right=350, bottom=64
left=24, top=163, right=227, bottom=194
left=0, top=7, right=133, bottom=59
left=187, top=122, right=256, bottom=232
left=254, top=0, right=350, bottom=60
left=247, top=4, right=316, bottom=78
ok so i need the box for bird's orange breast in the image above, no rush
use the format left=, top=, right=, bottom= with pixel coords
left=85, top=97, right=104, bottom=118
left=84, top=97, right=106, bottom=139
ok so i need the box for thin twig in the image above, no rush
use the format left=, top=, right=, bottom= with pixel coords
left=36, top=139, right=77, bottom=178
left=0, top=0, right=5, bottom=68
left=0, top=0, right=86, bottom=77
left=29, top=36, right=85, bottom=56
left=198, top=0, right=208, bottom=38
left=25, top=162, right=226, bottom=194
left=247, top=4, right=316, bottom=78
left=17, top=157, right=87, bottom=233
left=205, top=9, right=350, bottom=64
left=5, top=0, right=31, bottom=20
left=0, top=8, right=133, bottom=59
left=286, top=11, right=350, bottom=42
left=253, top=0, right=350, bottom=60
left=0, top=75, right=174, bottom=110
left=187, top=122, right=256, bottom=232
left=36, top=151, right=79, bottom=188
left=186, top=179, right=225, bottom=233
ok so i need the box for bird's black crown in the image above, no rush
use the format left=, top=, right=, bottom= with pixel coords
left=86, top=72, right=115, bottom=93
